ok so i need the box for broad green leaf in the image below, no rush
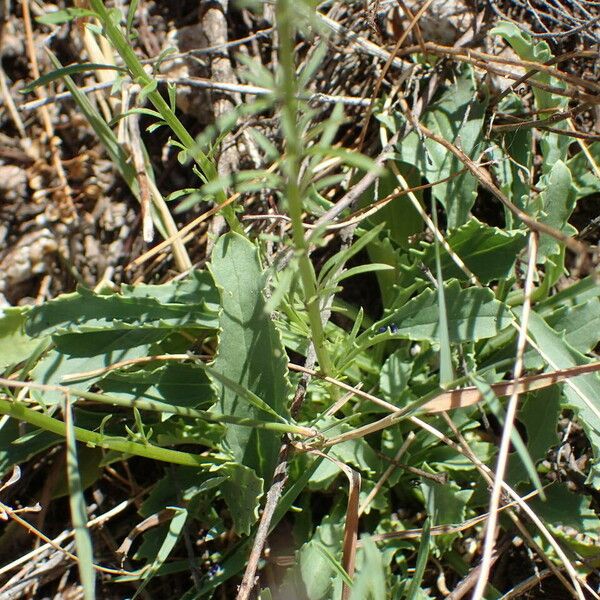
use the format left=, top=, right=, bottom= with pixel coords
left=195, top=453, right=328, bottom=597
left=221, top=463, right=263, bottom=536
left=567, top=142, right=600, bottom=198
left=99, top=363, right=213, bottom=409
left=491, top=22, right=570, bottom=168
left=380, top=351, right=415, bottom=406
left=209, top=233, right=291, bottom=482
left=362, top=165, right=424, bottom=250
left=530, top=484, right=600, bottom=542
left=290, top=540, right=336, bottom=599
left=138, top=467, right=224, bottom=518
left=309, top=420, right=380, bottom=488
left=491, top=22, right=566, bottom=112
left=394, top=64, right=487, bottom=228
left=31, top=329, right=167, bottom=404
left=546, top=299, right=600, bottom=354
left=0, top=308, right=45, bottom=370
left=289, top=517, right=345, bottom=600
left=542, top=486, right=600, bottom=560
left=425, top=439, right=495, bottom=474
left=349, top=538, right=386, bottom=600
left=536, top=160, right=577, bottom=262
left=420, top=479, right=471, bottom=553
left=525, top=310, right=600, bottom=488
left=26, top=272, right=218, bottom=336
left=366, top=280, right=511, bottom=345
left=402, top=219, right=527, bottom=285
left=492, top=95, right=532, bottom=222
left=508, top=387, right=560, bottom=486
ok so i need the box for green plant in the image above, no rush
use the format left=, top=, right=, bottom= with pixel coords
left=5, top=3, right=600, bottom=599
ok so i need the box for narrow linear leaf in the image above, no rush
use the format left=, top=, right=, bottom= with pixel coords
left=431, top=196, right=454, bottom=384
left=315, top=542, right=353, bottom=587
left=64, top=398, right=96, bottom=599
left=473, top=377, right=545, bottom=498
left=21, top=63, right=127, bottom=94
left=36, top=7, right=96, bottom=25
left=405, top=517, right=431, bottom=600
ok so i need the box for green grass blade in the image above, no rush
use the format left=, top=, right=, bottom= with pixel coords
left=87, top=0, right=241, bottom=232
left=431, top=196, right=454, bottom=385
left=64, top=396, right=96, bottom=599
left=133, top=508, right=188, bottom=599
left=20, top=63, right=127, bottom=93
left=471, top=376, right=546, bottom=499
left=405, top=517, right=431, bottom=600
left=315, top=541, right=353, bottom=587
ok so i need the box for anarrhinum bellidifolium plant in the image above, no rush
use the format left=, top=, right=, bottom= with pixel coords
left=4, top=2, right=600, bottom=599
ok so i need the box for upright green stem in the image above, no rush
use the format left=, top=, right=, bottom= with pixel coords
left=276, top=0, right=333, bottom=375
left=88, top=0, right=241, bottom=233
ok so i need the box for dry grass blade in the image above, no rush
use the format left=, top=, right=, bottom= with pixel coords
left=363, top=486, right=542, bottom=542
left=126, top=191, right=240, bottom=269
left=309, top=450, right=360, bottom=600
left=355, top=0, right=436, bottom=151
left=237, top=444, right=290, bottom=600
left=0, top=498, right=128, bottom=581
left=358, top=432, right=414, bottom=517
left=0, top=499, right=135, bottom=579
left=473, top=232, right=538, bottom=600
left=421, top=362, right=600, bottom=413
left=21, top=0, right=76, bottom=223
left=306, top=361, right=600, bottom=448
left=116, top=508, right=180, bottom=563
